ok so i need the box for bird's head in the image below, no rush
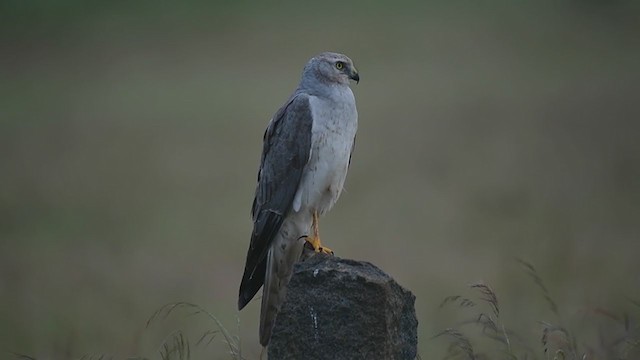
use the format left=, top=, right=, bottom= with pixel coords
left=304, top=52, right=359, bottom=86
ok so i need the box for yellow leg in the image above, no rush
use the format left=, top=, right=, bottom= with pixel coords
left=304, top=210, right=334, bottom=255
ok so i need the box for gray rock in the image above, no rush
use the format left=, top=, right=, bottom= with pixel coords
left=268, top=254, right=418, bottom=360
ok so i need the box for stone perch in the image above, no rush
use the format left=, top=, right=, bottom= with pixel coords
left=268, top=254, right=418, bottom=360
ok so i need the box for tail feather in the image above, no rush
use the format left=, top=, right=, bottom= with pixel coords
left=259, top=234, right=304, bottom=346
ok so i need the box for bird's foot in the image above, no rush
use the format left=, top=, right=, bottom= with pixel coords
left=303, top=235, right=334, bottom=255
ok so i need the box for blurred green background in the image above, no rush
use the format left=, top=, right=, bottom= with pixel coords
left=1, top=1, right=639, bottom=359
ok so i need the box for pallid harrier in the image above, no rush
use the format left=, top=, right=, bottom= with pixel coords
left=238, top=52, right=359, bottom=346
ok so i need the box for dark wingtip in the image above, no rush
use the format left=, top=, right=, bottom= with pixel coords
left=238, top=270, right=262, bottom=310
left=238, top=292, right=249, bottom=310
left=238, top=243, right=268, bottom=311
left=238, top=281, right=253, bottom=310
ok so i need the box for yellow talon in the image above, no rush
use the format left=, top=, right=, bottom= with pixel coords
left=305, top=235, right=334, bottom=255
left=304, top=210, right=334, bottom=255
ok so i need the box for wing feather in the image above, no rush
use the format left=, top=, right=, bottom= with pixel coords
left=238, top=93, right=313, bottom=310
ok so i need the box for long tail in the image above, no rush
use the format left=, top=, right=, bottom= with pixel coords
left=259, top=233, right=304, bottom=346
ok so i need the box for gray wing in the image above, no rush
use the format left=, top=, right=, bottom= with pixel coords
left=238, top=93, right=313, bottom=310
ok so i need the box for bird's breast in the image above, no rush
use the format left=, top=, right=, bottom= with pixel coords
left=292, top=93, right=357, bottom=215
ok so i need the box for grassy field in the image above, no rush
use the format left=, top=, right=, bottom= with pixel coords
left=1, top=1, right=639, bottom=359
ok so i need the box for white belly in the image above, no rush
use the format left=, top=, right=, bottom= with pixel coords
left=292, top=92, right=358, bottom=217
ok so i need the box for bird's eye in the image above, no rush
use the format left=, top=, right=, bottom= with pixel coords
left=335, top=61, right=344, bottom=70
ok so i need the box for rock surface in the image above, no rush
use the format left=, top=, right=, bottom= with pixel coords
left=268, top=254, right=418, bottom=360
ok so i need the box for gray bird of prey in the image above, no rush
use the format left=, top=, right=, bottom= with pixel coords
left=238, top=52, right=360, bottom=346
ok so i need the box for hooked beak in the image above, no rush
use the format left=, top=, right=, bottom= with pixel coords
left=349, top=67, right=360, bottom=84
